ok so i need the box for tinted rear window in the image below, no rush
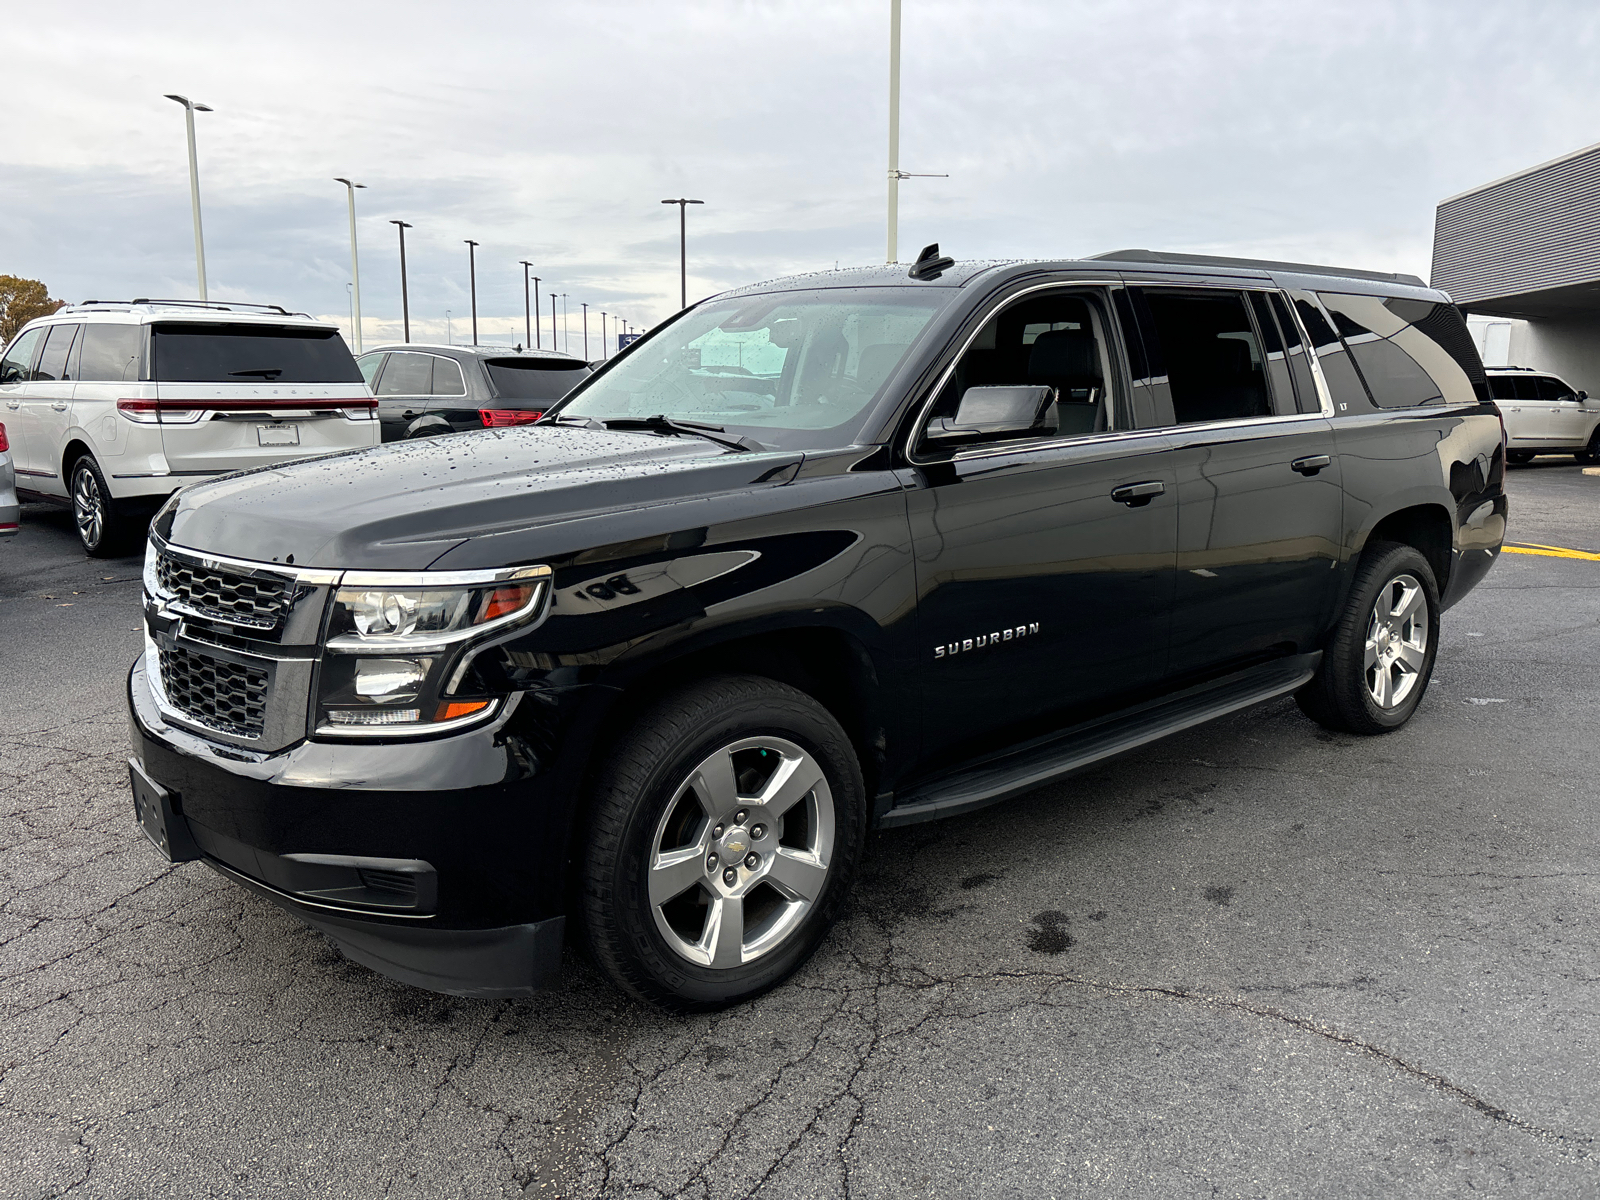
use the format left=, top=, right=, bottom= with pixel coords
left=150, top=324, right=363, bottom=383
left=485, top=357, right=589, bottom=401
left=1316, top=293, right=1487, bottom=408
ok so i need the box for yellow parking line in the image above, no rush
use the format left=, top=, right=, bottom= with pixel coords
left=1502, top=542, right=1600, bottom=562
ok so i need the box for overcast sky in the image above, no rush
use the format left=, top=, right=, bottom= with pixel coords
left=5, top=0, right=1599, bottom=350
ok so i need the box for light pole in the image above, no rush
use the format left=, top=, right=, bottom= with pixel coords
left=581, top=302, right=589, bottom=360
left=334, top=178, right=367, bottom=352
left=600, top=312, right=607, bottom=359
left=560, top=294, right=568, bottom=354
left=886, top=0, right=901, bottom=263
left=446, top=310, right=453, bottom=345
left=531, top=276, right=542, bottom=349
left=390, top=220, right=412, bottom=343
left=660, top=198, right=704, bottom=309
left=464, top=240, right=479, bottom=346
left=164, top=94, right=212, bottom=300
left=519, top=261, right=534, bottom=350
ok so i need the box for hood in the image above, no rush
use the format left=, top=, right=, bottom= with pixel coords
left=160, top=426, right=804, bottom=569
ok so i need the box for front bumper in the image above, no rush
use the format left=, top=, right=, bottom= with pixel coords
left=128, top=655, right=576, bottom=997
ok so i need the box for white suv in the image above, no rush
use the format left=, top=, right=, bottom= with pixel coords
left=0, top=300, right=378, bottom=555
left=1486, top=367, right=1600, bottom=464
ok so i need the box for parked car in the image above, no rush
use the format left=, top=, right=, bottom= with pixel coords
left=1485, top=366, right=1600, bottom=463
left=355, top=344, right=590, bottom=441
left=0, top=300, right=377, bottom=555
left=0, top=422, right=18, bottom=538
left=127, top=248, right=1506, bottom=1011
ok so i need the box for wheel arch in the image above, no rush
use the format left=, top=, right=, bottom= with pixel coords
left=1356, top=502, right=1454, bottom=594
left=61, top=437, right=96, bottom=481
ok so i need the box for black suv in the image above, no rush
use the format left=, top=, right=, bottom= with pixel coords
left=355, top=343, right=590, bottom=440
left=127, top=249, right=1507, bottom=1010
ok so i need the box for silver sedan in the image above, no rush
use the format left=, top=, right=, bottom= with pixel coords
left=0, top=421, right=18, bottom=537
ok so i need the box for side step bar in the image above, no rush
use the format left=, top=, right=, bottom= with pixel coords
left=879, top=653, right=1320, bottom=828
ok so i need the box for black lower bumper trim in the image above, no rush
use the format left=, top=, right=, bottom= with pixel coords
left=208, top=858, right=565, bottom=998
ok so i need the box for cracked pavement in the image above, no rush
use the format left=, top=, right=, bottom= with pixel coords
left=2, top=461, right=1598, bottom=1198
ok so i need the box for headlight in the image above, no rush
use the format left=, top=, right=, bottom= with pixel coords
left=316, top=566, right=551, bottom=736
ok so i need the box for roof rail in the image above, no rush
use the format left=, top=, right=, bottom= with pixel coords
left=70, top=298, right=306, bottom=317
left=1087, top=249, right=1426, bottom=287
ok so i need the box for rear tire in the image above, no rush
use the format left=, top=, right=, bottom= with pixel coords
left=1295, top=541, right=1441, bottom=735
left=70, top=455, right=132, bottom=557
left=1506, top=449, right=1534, bottom=465
left=581, top=674, right=866, bottom=1011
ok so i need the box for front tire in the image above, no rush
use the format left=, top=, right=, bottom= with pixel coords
left=1576, top=429, right=1600, bottom=464
left=1295, top=541, right=1441, bottom=735
left=70, top=455, right=129, bottom=557
left=581, top=675, right=866, bottom=1011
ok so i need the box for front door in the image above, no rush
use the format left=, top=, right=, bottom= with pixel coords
left=907, top=286, right=1178, bottom=775
left=0, top=327, right=46, bottom=484
left=25, top=323, right=82, bottom=495
left=1125, top=285, right=1344, bottom=683
left=372, top=350, right=439, bottom=440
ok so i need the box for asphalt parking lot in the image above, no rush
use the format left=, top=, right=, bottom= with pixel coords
left=2, top=460, right=1597, bottom=1199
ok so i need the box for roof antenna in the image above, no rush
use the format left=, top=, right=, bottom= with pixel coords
left=908, top=242, right=954, bottom=281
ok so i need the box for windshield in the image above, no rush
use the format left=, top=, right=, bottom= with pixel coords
left=552, top=287, right=950, bottom=449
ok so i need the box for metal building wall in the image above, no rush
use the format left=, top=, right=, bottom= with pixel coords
left=1432, top=142, right=1600, bottom=307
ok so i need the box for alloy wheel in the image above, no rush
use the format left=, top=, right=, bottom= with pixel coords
left=647, top=735, right=834, bottom=969
left=1364, top=573, right=1428, bottom=709
left=73, top=464, right=104, bottom=550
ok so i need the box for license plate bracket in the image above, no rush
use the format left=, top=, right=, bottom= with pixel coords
left=129, top=758, right=202, bottom=863
left=257, top=423, right=300, bottom=446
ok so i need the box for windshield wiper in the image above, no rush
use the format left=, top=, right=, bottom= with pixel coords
left=228, top=368, right=283, bottom=380
left=601, top=415, right=764, bottom=453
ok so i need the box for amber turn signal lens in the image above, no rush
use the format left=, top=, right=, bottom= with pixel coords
left=479, top=583, right=534, bottom=622
left=436, top=700, right=491, bottom=721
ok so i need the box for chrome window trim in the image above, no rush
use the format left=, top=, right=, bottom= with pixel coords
left=951, top=425, right=1170, bottom=464
left=904, top=278, right=1126, bottom=466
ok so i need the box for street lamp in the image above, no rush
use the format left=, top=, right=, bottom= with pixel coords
left=531, top=275, right=542, bottom=349
left=560, top=294, right=568, bottom=354
left=581, top=302, right=589, bottom=361
left=600, top=312, right=607, bottom=360
left=883, top=3, right=945, bottom=262
left=464, top=240, right=479, bottom=346
left=334, top=179, right=367, bottom=352
left=446, top=309, right=453, bottom=346
left=164, top=94, right=212, bottom=300
left=519, top=261, right=534, bottom=350
left=660, top=198, right=704, bottom=310
left=390, top=221, right=413, bottom=343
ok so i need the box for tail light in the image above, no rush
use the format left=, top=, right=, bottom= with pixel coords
left=0, top=423, right=8, bottom=453
left=479, top=408, right=542, bottom=428
left=118, top=397, right=378, bottom=423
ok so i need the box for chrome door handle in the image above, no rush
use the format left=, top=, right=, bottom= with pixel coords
left=1110, top=480, right=1165, bottom=507
left=4, top=401, right=18, bottom=410
left=51, top=401, right=69, bottom=411
left=1291, top=454, right=1331, bottom=475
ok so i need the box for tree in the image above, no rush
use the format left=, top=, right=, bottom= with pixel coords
left=0, top=276, right=65, bottom=344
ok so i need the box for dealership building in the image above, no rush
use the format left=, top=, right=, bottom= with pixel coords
left=1432, top=139, right=1600, bottom=388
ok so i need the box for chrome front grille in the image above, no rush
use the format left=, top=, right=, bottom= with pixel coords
left=157, top=556, right=290, bottom=629
left=157, top=644, right=269, bottom=739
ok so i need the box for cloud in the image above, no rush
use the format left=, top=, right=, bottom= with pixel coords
left=6, top=0, right=1599, bottom=341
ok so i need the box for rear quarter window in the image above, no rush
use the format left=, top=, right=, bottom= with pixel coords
left=485, top=357, right=590, bottom=401
left=1316, top=293, right=1487, bottom=408
left=77, top=324, right=144, bottom=382
left=149, top=324, right=364, bottom=383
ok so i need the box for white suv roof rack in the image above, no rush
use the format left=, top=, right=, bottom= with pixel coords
left=65, top=298, right=311, bottom=318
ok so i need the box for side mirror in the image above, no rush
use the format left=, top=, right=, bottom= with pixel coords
left=925, top=385, right=1058, bottom=443
left=1579, top=390, right=1590, bottom=402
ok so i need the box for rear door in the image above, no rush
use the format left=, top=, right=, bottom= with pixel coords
left=150, top=321, right=373, bottom=473
left=1125, top=282, right=1344, bottom=683
left=372, top=351, right=440, bottom=439
left=422, top=354, right=476, bottom=431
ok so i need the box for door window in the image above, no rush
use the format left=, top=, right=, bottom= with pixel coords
left=76, top=324, right=144, bottom=382
left=376, top=352, right=433, bottom=396
left=1289, top=294, right=1372, bottom=413
left=0, top=328, right=45, bottom=384
left=34, top=325, right=80, bottom=382
left=922, top=291, right=1116, bottom=446
left=1133, top=289, right=1276, bottom=425
left=429, top=357, right=467, bottom=397
left=356, top=353, right=385, bottom=387
left=1534, top=376, right=1575, bottom=401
